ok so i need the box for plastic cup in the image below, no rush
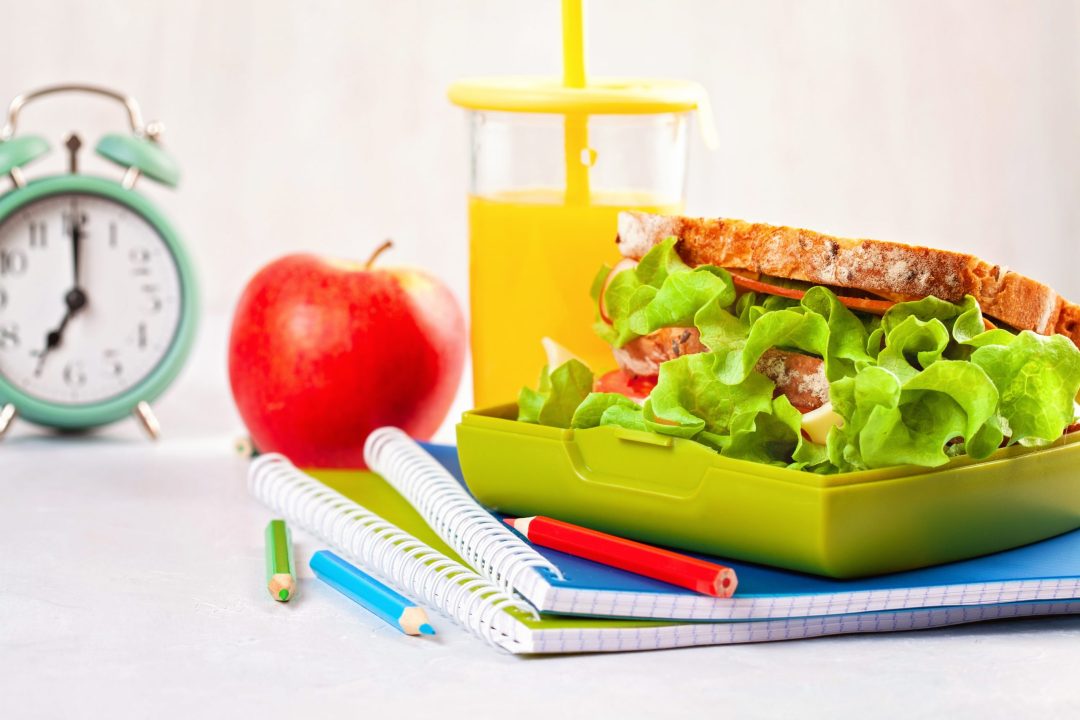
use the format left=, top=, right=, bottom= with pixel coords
left=450, top=78, right=710, bottom=407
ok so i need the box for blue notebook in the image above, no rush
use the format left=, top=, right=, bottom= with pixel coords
left=417, top=442, right=1080, bottom=622
left=254, top=434, right=1080, bottom=653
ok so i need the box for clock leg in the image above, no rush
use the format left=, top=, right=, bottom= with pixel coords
left=0, top=403, right=15, bottom=439
left=133, top=401, right=161, bottom=441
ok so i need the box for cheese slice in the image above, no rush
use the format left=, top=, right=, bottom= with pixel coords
left=542, top=337, right=586, bottom=371
left=801, top=402, right=843, bottom=445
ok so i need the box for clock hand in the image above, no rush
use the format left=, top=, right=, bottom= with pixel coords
left=32, top=288, right=88, bottom=377
left=36, top=206, right=91, bottom=377
left=70, top=203, right=85, bottom=290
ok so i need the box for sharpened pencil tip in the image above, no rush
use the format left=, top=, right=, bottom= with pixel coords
left=419, top=623, right=436, bottom=635
left=278, top=588, right=290, bottom=601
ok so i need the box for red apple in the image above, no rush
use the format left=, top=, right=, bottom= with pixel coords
left=228, top=242, right=466, bottom=468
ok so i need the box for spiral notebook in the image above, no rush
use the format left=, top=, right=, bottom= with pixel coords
left=365, top=431, right=1080, bottom=623
left=248, top=431, right=1080, bottom=654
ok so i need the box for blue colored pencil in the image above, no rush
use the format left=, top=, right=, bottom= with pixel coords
left=310, top=550, right=436, bottom=636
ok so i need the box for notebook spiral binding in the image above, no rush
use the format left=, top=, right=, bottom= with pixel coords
left=248, top=453, right=537, bottom=649
left=364, top=427, right=564, bottom=595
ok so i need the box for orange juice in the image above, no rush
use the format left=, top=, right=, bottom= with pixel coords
left=469, top=189, right=682, bottom=406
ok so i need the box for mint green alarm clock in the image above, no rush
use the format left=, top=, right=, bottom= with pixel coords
left=0, top=85, right=197, bottom=439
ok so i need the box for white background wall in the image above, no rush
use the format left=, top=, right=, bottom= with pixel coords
left=3, top=0, right=1078, bottom=317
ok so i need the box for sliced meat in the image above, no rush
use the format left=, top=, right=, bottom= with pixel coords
left=611, top=329, right=829, bottom=412
left=612, top=327, right=705, bottom=377
left=609, top=324, right=830, bottom=413
left=755, top=349, right=829, bottom=412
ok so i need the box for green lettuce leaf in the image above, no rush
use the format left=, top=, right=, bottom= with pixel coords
left=882, top=295, right=970, bottom=335
left=643, top=352, right=775, bottom=439
left=598, top=237, right=682, bottom=347
left=628, top=266, right=735, bottom=336
left=714, top=309, right=829, bottom=383
left=800, top=287, right=873, bottom=379
left=598, top=237, right=737, bottom=348
left=517, top=359, right=594, bottom=428
left=724, top=395, right=829, bottom=468
left=516, top=365, right=552, bottom=424
left=589, top=263, right=612, bottom=304
left=883, top=294, right=1012, bottom=349
left=696, top=286, right=871, bottom=384
left=901, top=361, right=999, bottom=441
left=971, top=331, right=1080, bottom=446
left=964, top=417, right=1007, bottom=459
left=827, top=367, right=900, bottom=470
left=570, top=392, right=645, bottom=431
left=760, top=294, right=802, bottom=315
left=694, top=294, right=751, bottom=353
left=601, top=267, right=648, bottom=347
left=592, top=318, right=619, bottom=346
left=866, top=326, right=885, bottom=360
left=589, top=263, right=615, bottom=345
left=875, top=316, right=952, bottom=383
left=633, top=236, right=691, bottom=285
left=735, top=291, right=759, bottom=324
left=828, top=361, right=999, bottom=470
left=598, top=403, right=647, bottom=431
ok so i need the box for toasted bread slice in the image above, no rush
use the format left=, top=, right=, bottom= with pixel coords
left=617, top=212, right=1080, bottom=346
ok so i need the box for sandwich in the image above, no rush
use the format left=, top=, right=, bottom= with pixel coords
left=518, top=212, right=1080, bottom=473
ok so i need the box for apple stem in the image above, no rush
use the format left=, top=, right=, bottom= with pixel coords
left=365, top=239, right=394, bottom=269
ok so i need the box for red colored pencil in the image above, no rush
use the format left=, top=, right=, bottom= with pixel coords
left=505, top=516, right=738, bottom=598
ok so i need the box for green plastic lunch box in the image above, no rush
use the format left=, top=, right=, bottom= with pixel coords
left=457, top=404, right=1080, bottom=578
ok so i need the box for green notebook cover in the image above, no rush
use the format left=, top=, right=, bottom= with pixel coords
left=310, top=468, right=662, bottom=635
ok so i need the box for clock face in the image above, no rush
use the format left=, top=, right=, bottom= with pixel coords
left=0, top=193, right=183, bottom=406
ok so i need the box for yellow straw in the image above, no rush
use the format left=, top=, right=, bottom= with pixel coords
left=562, top=0, right=590, bottom=204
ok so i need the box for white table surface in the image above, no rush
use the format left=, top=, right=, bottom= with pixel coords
left=4, top=316, right=1080, bottom=720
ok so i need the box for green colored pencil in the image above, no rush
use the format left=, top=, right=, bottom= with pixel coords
left=265, top=519, right=296, bottom=602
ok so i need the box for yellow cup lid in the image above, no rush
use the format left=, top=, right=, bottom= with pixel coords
left=448, top=76, right=717, bottom=147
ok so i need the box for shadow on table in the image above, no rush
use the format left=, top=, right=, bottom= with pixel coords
left=2, top=428, right=146, bottom=447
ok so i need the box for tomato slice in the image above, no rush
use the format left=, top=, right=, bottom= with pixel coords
left=728, top=274, right=895, bottom=315
left=595, top=369, right=656, bottom=401
left=728, top=273, right=996, bottom=329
